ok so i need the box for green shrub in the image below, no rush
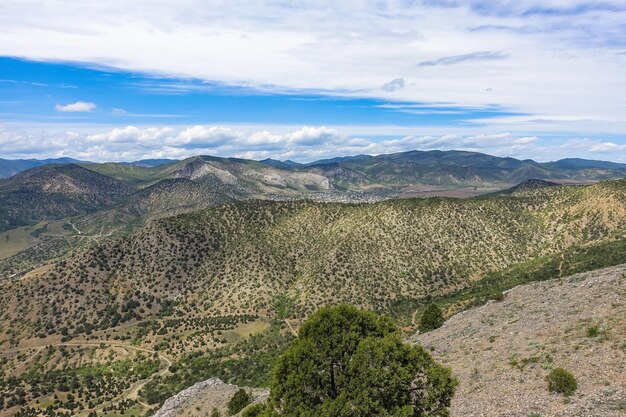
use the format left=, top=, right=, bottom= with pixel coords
left=210, top=408, right=220, bottom=417
left=419, top=303, right=445, bottom=332
left=267, top=305, right=457, bottom=416
left=241, top=403, right=265, bottom=417
left=490, top=290, right=505, bottom=302
left=228, top=389, right=252, bottom=415
left=546, top=368, right=577, bottom=396
left=586, top=325, right=600, bottom=338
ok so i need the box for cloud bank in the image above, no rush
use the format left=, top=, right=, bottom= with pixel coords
left=1, top=124, right=623, bottom=163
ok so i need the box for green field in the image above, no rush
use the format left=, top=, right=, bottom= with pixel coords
left=0, top=223, right=46, bottom=260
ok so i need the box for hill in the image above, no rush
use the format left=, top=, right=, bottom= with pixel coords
left=304, top=150, right=626, bottom=189
left=3, top=151, right=624, bottom=193
left=414, top=264, right=626, bottom=416
left=72, top=178, right=234, bottom=236
left=150, top=265, right=626, bottom=417
left=0, top=157, right=83, bottom=178
left=2, top=180, right=626, bottom=343
left=488, top=178, right=561, bottom=196
left=545, top=157, right=626, bottom=170
left=0, top=164, right=135, bottom=231
left=0, top=151, right=623, bottom=243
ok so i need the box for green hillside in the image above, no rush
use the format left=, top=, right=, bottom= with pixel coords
left=3, top=180, right=625, bottom=343
left=1, top=180, right=626, bottom=417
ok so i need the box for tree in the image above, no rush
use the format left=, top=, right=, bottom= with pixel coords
left=546, top=368, right=577, bottom=396
left=228, top=389, right=252, bottom=415
left=258, top=305, right=456, bottom=416
left=211, top=408, right=221, bottom=417
left=419, top=304, right=445, bottom=332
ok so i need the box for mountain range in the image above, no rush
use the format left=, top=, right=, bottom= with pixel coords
left=0, top=149, right=625, bottom=277
left=1, top=150, right=625, bottom=230
left=0, top=149, right=626, bottom=417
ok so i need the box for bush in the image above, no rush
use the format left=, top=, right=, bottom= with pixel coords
left=546, top=368, right=577, bottom=396
left=228, top=389, right=252, bottom=415
left=264, top=304, right=457, bottom=416
left=586, top=325, right=599, bottom=338
left=419, top=303, right=445, bottom=332
left=242, top=403, right=265, bottom=417
left=210, top=408, right=220, bottom=417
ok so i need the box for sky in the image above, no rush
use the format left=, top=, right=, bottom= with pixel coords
left=0, top=0, right=625, bottom=162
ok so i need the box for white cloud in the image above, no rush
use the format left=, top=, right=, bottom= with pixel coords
left=171, top=126, right=241, bottom=148
left=2, top=123, right=625, bottom=163
left=0, top=0, right=624, bottom=134
left=87, top=126, right=173, bottom=143
left=562, top=138, right=626, bottom=153
left=54, top=101, right=96, bottom=112
left=286, top=126, right=345, bottom=146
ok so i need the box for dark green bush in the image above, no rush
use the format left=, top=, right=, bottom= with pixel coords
left=586, top=325, right=599, bottom=338
left=242, top=403, right=265, bottom=417
left=419, top=303, right=445, bottom=332
left=228, top=388, right=252, bottom=415
left=546, top=368, right=577, bottom=396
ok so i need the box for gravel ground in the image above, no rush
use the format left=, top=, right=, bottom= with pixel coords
left=414, top=264, right=626, bottom=417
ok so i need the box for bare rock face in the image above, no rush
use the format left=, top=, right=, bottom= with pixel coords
left=152, top=378, right=235, bottom=417
left=414, top=264, right=626, bottom=417
left=152, top=378, right=268, bottom=417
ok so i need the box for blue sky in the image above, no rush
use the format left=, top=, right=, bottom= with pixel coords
left=0, top=0, right=625, bottom=162
left=0, top=57, right=517, bottom=127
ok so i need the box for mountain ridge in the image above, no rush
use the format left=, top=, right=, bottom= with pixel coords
left=2, top=150, right=626, bottom=186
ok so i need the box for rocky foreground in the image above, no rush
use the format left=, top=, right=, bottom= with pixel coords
left=153, top=265, right=626, bottom=417
left=415, top=264, right=626, bottom=417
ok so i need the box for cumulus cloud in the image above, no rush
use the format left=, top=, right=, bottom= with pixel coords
left=171, top=126, right=241, bottom=148
left=87, top=126, right=173, bottom=144
left=55, top=101, right=96, bottom=112
left=286, top=126, right=344, bottom=146
left=2, top=123, right=622, bottom=163
left=562, top=138, right=626, bottom=153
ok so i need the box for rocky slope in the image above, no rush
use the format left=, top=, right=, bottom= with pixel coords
left=414, top=264, right=626, bottom=417
left=149, top=264, right=626, bottom=417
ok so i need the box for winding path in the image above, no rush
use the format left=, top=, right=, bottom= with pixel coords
left=6, top=340, right=173, bottom=416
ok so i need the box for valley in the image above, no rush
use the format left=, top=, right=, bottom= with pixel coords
left=0, top=152, right=625, bottom=416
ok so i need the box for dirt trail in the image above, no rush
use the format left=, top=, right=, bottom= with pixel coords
left=66, top=220, right=82, bottom=235
left=7, top=340, right=173, bottom=416
left=284, top=319, right=298, bottom=336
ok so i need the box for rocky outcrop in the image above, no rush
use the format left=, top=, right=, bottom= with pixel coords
left=152, top=378, right=268, bottom=417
